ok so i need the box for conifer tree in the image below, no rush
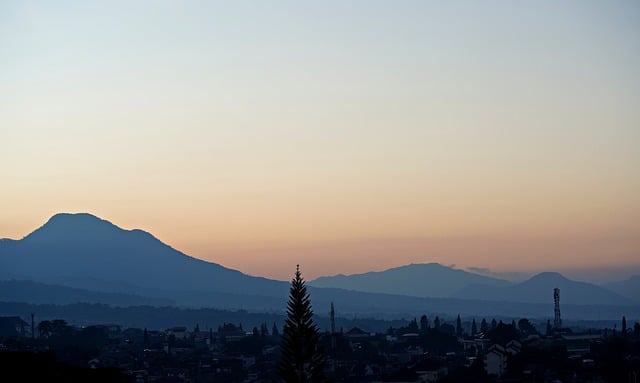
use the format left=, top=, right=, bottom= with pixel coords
left=455, top=315, right=463, bottom=336
left=420, top=315, right=429, bottom=334
left=480, top=318, right=488, bottom=333
left=277, top=265, right=325, bottom=383
left=261, top=323, right=269, bottom=337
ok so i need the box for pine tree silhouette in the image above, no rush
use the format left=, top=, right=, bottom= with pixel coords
left=455, top=314, right=463, bottom=336
left=277, top=265, right=325, bottom=383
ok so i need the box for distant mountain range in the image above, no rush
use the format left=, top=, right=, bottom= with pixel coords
left=603, top=276, right=640, bottom=303
left=1, top=213, right=638, bottom=321
left=310, top=264, right=634, bottom=306
left=0, top=279, right=175, bottom=307
left=0, top=213, right=286, bottom=297
left=452, top=272, right=633, bottom=305
left=310, top=263, right=512, bottom=298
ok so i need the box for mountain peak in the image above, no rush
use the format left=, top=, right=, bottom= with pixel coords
left=24, top=212, right=132, bottom=242
left=50, top=212, right=100, bottom=219
left=1, top=213, right=284, bottom=296
left=46, top=212, right=107, bottom=225
left=528, top=271, right=569, bottom=283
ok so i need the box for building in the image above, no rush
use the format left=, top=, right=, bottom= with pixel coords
left=561, top=334, right=602, bottom=356
left=0, top=316, right=29, bottom=338
left=485, top=344, right=508, bottom=377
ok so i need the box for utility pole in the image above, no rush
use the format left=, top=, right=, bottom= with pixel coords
left=330, top=302, right=336, bottom=351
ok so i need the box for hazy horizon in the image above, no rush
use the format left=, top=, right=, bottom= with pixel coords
left=2, top=1, right=639, bottom=281
left=2, top=211, right=639, bottom=284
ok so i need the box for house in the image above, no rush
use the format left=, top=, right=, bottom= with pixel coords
left=461, top=333, right=492, bottom=354
left=217, top=323, right=246, bottom=341
left=166, top=326, right=188, bottom=340
left=416, top=368, right=448, bottom=383
left=506, top=340, right=522, bottom=355
left=485, top=344, right=508, bottom=377
left=345, top=327, right=370, bottom=340
left=561, top=334, right=602, bottom=356
left=0, top=316, right=29, bottom=338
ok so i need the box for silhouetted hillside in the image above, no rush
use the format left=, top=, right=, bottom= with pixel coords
left=603, top=275, right=640, bottom=303
left=0, top=280, right=174, bottom=307
left=2, top=213, right=637, bottom=320
left=452, top=272, right=633, bottom=305
left=0, top=213, right=288, bottom=297
left=309, top=263, right=511, bottom=298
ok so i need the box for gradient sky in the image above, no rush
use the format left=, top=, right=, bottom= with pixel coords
left=1, top=1, right=639, bottom=281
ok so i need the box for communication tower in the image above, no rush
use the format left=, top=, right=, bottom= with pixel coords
left=553, top=288, right=561, bottom=330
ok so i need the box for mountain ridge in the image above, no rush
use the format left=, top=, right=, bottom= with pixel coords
left=1, top=213, right=637, bottom=319
left=0, top=212, right=287, bottom=297
left=603, top=275, right=640, bottom=303
left=310, top=262, right=512, bottom=298
left=452, top=272, right=633, bottom=305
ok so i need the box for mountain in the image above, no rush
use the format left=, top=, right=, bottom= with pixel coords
left=452, top=272, right=633, bottom=306
left=0, top=279, right=174, bottom=306
left=603, top=275, right=640, bottom=303
left=1, top=213, right=637, bottom=320
left=0, top=213, right=287, bottom=297
left=309, top=263, right=512, bottom=298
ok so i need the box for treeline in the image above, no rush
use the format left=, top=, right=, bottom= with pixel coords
left=0, top=302, right=406, bottom=333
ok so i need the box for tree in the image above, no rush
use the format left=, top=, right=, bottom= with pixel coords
left=420, top=315, right=429, bottom=334
left=277, top=265, right=325, bottom=383
left=440, top=323, right=455, bottom=335
left=518, top=318, right=538, bottom=337
left=480, top=318, right=488, bottom=333
left=38, top=320, right=53, bottom=339
left=260, top=323, right=269, bottom=337
left=456, top=315, right=463, bottom=337
left=471, top=319, right=477, bottom=335
left=405, top=318, right=419, bottom=334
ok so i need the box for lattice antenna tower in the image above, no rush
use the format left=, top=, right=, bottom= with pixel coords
left=553, top=288, right=561, bottom=330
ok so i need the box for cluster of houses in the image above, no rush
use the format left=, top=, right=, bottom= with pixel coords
left=1, top=315, right=636, bottom=382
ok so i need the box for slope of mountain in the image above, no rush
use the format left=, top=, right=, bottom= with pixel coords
left=452, top=272, right=633, bottom=305
left=0, top=280, right=175, bottom=306
left=603, top=275, right=640, bottom=303
left=0, top=213, right=288, bottom=297
left=1, top=213, right=637, bottom=320
left=309, top=263, right=512, bottom=298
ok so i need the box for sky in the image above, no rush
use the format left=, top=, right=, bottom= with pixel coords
left=1, top=1, right=639, bottom=282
